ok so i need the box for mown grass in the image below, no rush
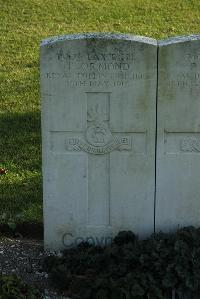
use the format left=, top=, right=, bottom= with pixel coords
left=0, top=0, right=200, bottom=223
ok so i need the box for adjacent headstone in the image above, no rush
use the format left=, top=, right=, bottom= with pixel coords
left=156, top=35, right=200, bottom=232
left=40, top=33, right=157, bottom=249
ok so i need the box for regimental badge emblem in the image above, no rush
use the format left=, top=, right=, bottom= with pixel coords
left=86, top=104, right=112, bottom=147
left=66, top=103, right=132, bottom=155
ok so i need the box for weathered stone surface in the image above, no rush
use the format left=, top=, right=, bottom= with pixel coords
left=156, top=35, right=200, bottom=232
left=40, top=33, right=157, bottom=249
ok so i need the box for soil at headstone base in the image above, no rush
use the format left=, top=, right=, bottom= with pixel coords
left=0, top=237, right=68, bottom=299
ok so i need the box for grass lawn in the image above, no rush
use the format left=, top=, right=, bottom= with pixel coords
left=0, top=0, right=200, bottom=224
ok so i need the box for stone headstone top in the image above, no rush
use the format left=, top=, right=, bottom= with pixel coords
left=159, top=34, right=200, bottom=46
left=41, top=33, right=157, bottom=46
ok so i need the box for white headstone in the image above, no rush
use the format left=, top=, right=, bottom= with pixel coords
left=40, top=33, right=157, bottom=249
left=156, top=35, right=200, bottom=232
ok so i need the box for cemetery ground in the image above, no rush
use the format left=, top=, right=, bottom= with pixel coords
left=1, top=0, right=200, bottom=298
left=1, top=0, right=200, bottom=238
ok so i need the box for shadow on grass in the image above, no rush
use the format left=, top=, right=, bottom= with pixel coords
left=0, top=111, right=43, bottom=223
left=0, top=222, right=43, bottom=240
left=0, top=111, right=41, bottom=170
